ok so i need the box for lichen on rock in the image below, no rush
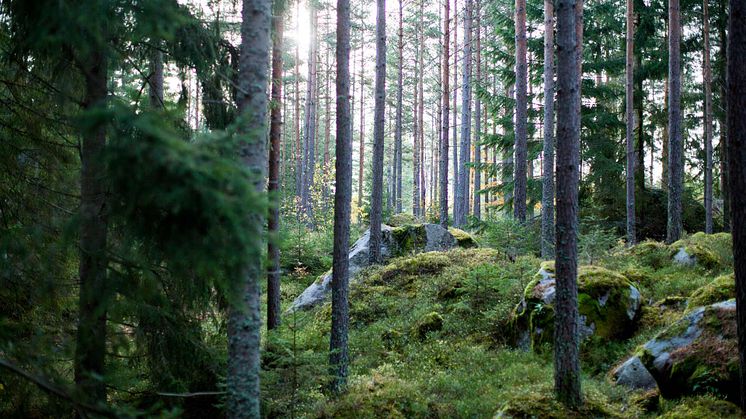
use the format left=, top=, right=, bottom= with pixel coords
left=513, top=264, right=643, bottom=349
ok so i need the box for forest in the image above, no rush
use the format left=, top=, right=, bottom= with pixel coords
left=2, top=0, right=746, bottom=417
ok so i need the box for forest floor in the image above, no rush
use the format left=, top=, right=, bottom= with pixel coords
left=262, top=224, right=740, bottom=418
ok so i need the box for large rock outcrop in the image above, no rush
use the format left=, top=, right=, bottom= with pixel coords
left=513, top=262, right=642, bottom=349
left=614, top=300, right=739, bottom=402
left=288, top=224, right=472, bottom=311
left=669, top=232, right=732, bottom=269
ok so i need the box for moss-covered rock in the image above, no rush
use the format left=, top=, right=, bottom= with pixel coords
left=629, top=240, right=672, bottom=269
left=658, top=395, right=742, bottom=418
left=688, top=274, right=735, bottom=309
left=669, top=232, right=732, bottom=270
left=448, top=227, right=479, bottom=248
left=636, top=300, right=739, bottom=402
left=513, top=264, right=643, bottom=349
left=494, top=385, right=627, bottom=418
left=386, top=212, right=418, bottom=227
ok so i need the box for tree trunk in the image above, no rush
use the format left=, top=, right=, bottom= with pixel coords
left=703, top=0, right=713, bottom=234
left=330, top=0, right=352, bottom=394
left=294, top=2, right=302, bottom=199
left=666, top=0, right=683, bottom=244
left=370, top=0, right=386, bottom=263
left=625, top=0, right=636, bottom=246
left=452, top=1, right=459, bottom=219
left=419, top=0, right=426, bottom=216
left=74, top=49, right=109, bottom=407
left=267, top=1, right=284, bottom=331
left=413, top=34, right=421, bottom=218
left=662, top=76, right=669, bottom=190
left=473, top=0, right=482, bottom=220
left=395, top=0, right=404, bottom=214
left=554, top=0, right=582, bottom=407
left=358, top=29, right=365, bottom=212
left=634, top=39, right=645, bottom=189
left=514, top=0, right=528, bottom=222
left=541, top=0, right=555, bottom=259
left=148, top=44, right=164, bottom=109
left=455, top=0, right=472, bottom=227
left=726, top=0, right=746, bottom=409
left=227, top=0, right=271, bottom=416
left=719, top=0, right=730, bottom=231
left=302, top=6, right=319, bottom=222
left=440, top=0, right=450, bottom=226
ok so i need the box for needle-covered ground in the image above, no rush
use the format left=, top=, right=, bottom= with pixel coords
left=264, top=225, right=741, bottom=418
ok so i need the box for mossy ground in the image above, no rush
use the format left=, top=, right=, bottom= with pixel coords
left=262, top=231, right=739, bottom=418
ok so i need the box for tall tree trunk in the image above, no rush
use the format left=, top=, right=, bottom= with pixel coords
left=554, top=0, right=582, bottom=407
left=541, top=0, right=555, bottom=259
left=227, top=0, right=271, bottom=415
left=703, top=0, right=714, bottom=234
left=370, top=0, right=386, bottom=263
left=440, top=0, right=451, bottom=226
left=473, top=0, right=482, bottom=220
left=662, top=76, right=669, bottom=190
left=514, top=0, right=528, bottom=222
left=726, top=0, right=746, bottom=409
left=74, top=49, right=110, bottom=407
left=294, top=2, right=302, bottom=199
left=395, top=0, right=404, bottom=214
left=666, top=0, right=683, bottom=244
left=358, top=29, right=365, bottom=212
left=302, top=6, right=319, bottom=222
left=267, top=1, right=285, bottom=331
left=625, top=0, right=636, bottom=246
left=504, top=83, right=515, bottom=214
left=148, top=44, right=164, bottom=109
left=456, top=0, right=472, bottom=227
left=719, top=0, right=730, bottom=231
left=634, top=37, right=645, bottom=189
left=452, top=0, right=459, bottom=218
left=413, top=31, right=421, bottom=218
left=419, top=0, right=426, bottom=216
left=323, top=23, right=332, bottom=211
left=330, top=0, right=352, bottom=394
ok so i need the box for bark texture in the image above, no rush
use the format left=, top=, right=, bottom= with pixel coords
left=554, top=0, right=582, bottom=407
left=473, top=0, right=482, bottom=220
left=74, top=49, right=110, bottom=406
left=456, top=0, right=472, bottom=227
left=625, top=0, right=636, bottom=246
left=370, top=0, right=386, bottom=263
left=541, top=0, right=555, bottom=259
left=666, top=0, right=683, bottom=244
left=395, top=0, right=404, bottom=213
left=703, top=0, right=713, bottom=234
left=727, top=0, right=746, bottom=409
left=514, top=0, right=528, bottom=222
left=227, top=0, right=271, bottom=416
left=439, top=0, right=451, bottom=227
left=267, top=2, right=284, bottom=330
left=330, top=0, right=352, bottom=394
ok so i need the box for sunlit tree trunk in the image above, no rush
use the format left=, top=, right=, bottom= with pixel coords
left=473, top=0, right=482, bottom=220
left=456, top=0, right=472, bottom=227
left=148, top=43, right=164, bottom=109
left=227, top=0, right=271, bottom=415
left=358, top=28, right=365, bottom=213
left=395, top=0, right=404, bottom=213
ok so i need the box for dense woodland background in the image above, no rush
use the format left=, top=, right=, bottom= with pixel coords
left=2, top=0, right=746, bottom=417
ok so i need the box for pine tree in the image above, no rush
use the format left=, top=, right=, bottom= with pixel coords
left=440, top=0, right=451, bottom=226
left=227, top=0, right=272, bottom=416
left=395, top=0, right=404, bottom=213
left=370, top=0, right=386, bottom=263
left=456, top=0, right=473, bottom=227
left=330, top=0, right=352, bottom=394
left=541, top=0, right=555, bottom=259
left=554, top=0, right=582, bottom=407
left=513, top=0, right=528, bottom=222
left=666, top=0, right=682, bottom=244
left=625, top=0, right=636, bottom=246
left=703, top=0, right=713, bottom=234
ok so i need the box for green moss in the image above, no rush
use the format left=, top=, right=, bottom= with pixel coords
left=390, top=224, right=428, bottom=256
left=448, top=227, right=479, bottom=248
left=630, top=240, right=671, bottom=269
left=413, top=312, right=444, bottom=340
left=670, top=232, right=733, bottom=270
left=386, top=212, right=418, bottom=227
left=495, top=384, right=627, bottom=418
left=658, top=395, right=742, bottom=418
left=688, top=274, right=735, bottom=308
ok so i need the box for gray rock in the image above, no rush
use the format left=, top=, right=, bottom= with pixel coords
left=288, top=224, right=463, bottom=311
left=613, top=356, right=658, bottom=390
left=672, top=247, right=696, bottom=266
